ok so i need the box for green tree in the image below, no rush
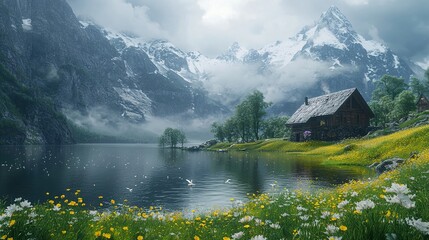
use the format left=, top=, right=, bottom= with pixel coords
left=372, top=75, right=408, bottom=101
left=211, top=122, right=225, bottom=142
left=211, top=91, right=271, bottom=143
left=369, top=96, right=394, bottom=127
left=159, top=128, right=186, bottom=148
left=262, top=116, right=290, bottom=139
left=223, top=118, right=237, bottom=142
left=246, top=90, right=271, bottom=140
left=234, top=101, right=252, bottom=142
left=410, top=77, right=428, bottom=96
left=393, top=90, right=416, bottom=120
left=177, top=130, right=187, bottom=148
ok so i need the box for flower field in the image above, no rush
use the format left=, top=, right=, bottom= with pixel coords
left=2, top=125, right=429, bottom=239
left=1, top=149, right=429, bottom=239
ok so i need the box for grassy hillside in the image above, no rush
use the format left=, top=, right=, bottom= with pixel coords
left=210, top=124, right=429, bottom=166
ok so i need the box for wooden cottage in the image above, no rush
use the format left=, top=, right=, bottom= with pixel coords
left=416, top=94, right=429, bottom=113
left=286, top=88, right=374, bottom=142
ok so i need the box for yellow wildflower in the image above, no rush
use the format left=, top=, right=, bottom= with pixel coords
left=46, top=192, right=50, bottom=195
left=1, top=235, right=7, bottom=240
left=340, top=225, right=347, bottom=231
left=260, top=205, right=265, bottom=209
left=244, top=224, right=250, bottom=228
left=60, top=195, right=65, bottom=199
left=194, top=236, right=200, bottom=240
left=78, top=198, right=83, bottom=203
left=102, top=233, right=111, bottom=239
left=94, top=231, right=101, bottom=237
left=110, top=227, right=114, bottom=232
left=385, top=210, right=391, bottom=218
left=9, top=220, right=16, bottom=227
left=123, top=226, right=129, bottom=231
left=69, top=211, right=75, bottom=215
left=110, top=199, right=115, bottom=205
left=62, top=230, right=67, bottom=234
left=48, top=200, right=54, bottom=204
left=223, top=237, right=231, bottom=240
left=98, top=196, right=103, bottom=199
left=137, top=236, right=144, bottom=240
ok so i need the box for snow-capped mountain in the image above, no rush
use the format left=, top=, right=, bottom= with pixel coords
left=0, top=0, right=422, bottom=143
left=119, top=6, right=416, bottom=114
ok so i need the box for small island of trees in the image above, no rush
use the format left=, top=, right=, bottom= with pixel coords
left=159, top=128, right=186, bottom=148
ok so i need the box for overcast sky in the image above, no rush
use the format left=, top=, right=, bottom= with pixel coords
left=67, top=0, right=429, bottom=69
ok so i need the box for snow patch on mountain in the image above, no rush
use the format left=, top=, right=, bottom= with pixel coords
left=358, top=36, right=387, bottom=56
left=114, top=87, right=152, bottom=121
left=79, top=21, right=89, bottom=29
left=312, top=27, right=347, bottom=50
left=259, top=39, right=307, bottom=67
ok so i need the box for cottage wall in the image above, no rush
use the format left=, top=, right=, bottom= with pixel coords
left=417, top=96, right=429, bottom=113
left=289, top=91, right=372, bottom=142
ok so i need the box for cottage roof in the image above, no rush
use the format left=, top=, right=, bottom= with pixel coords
left=287, top=88, right=358, bottom=124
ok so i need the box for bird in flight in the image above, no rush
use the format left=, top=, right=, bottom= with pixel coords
left=186, top=179, right=195, bottom=186
left=225, top=179, right=231, bottom=184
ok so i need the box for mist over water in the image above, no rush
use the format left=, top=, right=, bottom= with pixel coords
left=0, top=144, right=374, bottom=211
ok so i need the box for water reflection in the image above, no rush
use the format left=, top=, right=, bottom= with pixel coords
left=0, top=144, right=374, bottom=210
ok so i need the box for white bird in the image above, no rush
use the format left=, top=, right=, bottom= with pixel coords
left=225, top=179, right=231, bottom=184
left=126, top=187, right=133, bottom=192
left=186, top=179, right=195, bottom=186
left=270, top=183, right=277, bottom=188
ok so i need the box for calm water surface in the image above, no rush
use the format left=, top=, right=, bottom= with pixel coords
left=0, top=144, right=374, bottom=211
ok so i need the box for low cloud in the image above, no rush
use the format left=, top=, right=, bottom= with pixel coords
left=64, top=107, right=220, bottom=143
left=201, top=57, right=357, bottom=105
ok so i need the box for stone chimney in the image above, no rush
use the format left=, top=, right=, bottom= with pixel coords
left=305, top=97, right=309, bottom=105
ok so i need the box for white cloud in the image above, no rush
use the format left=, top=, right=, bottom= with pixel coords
left=68, top=0, right=167, bottom=40
left=200, top=57, right=357, bottom=104
left=416, top=57, right=429, bottom=70
left=198, top=0, right=241, bottom=25
left=368, top=25, right=385, bottom=43
left=343, top=0, right=369, bottom=6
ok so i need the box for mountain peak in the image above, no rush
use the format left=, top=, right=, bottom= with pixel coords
left=317, top=5, right=354, bottom=34
left=217, top=42, right=249, bottom=62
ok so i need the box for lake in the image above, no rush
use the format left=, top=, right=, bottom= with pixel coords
left=0, top=144, right=374, bottom=211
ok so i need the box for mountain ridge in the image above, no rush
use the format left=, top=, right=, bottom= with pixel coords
left=0, top=1, right=422, bottom=144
